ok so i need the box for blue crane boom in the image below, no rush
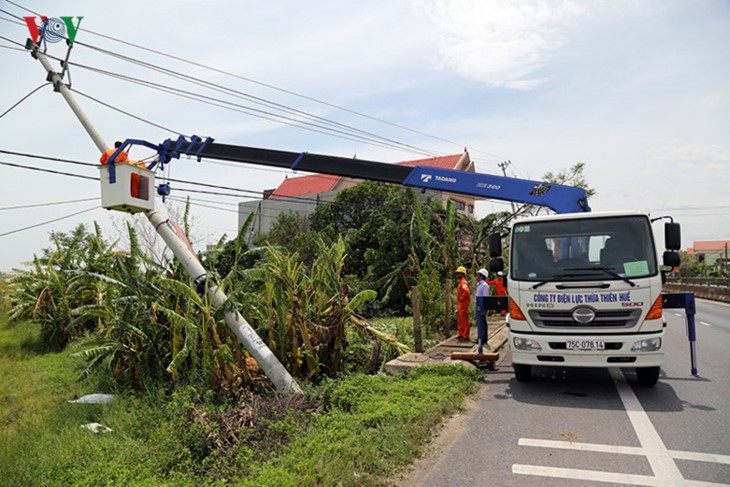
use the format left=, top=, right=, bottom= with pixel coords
left=125, top=135, right=591, bottom=214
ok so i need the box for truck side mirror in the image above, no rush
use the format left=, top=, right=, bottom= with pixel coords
left=665, top=223, right=681, bottom=251
left=489, top=233, right=502, bottom=257
left=663, top=251, right=680, bottom=268
left=489, top=257, right=504, bottom=273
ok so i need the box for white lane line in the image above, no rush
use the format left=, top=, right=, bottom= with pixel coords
left=519, top=438, right=644, bottom=456
left=674, top=313, right=684, bottom=317
left=671, top=450, right=730, bottom=465
left=512, top=464, right=661, bottom=486
left=700, top=321, right=712, bottom=327
left=610, top=367, right=685, bottom=486
left=519, top=438, right=730, bottom=465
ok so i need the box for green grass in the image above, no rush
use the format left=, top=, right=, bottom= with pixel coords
left=0, top=314, right=481, bottom=486
left=0, top=316, right=90, bottom=432
left=240, top=367, right=481, bottom=487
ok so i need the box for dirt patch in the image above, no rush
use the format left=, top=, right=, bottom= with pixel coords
left=182, top=391, right=317, bottom=479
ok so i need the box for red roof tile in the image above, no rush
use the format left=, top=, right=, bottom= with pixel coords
left=270, top=174, right=339, bottom=199
left=396, top=154, right=463, bottom=169
left=691, top=240, right=730, bottom=251
left=269, top=153, right=465, bottom=198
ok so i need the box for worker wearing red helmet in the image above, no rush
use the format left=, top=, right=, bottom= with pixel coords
left=455, top=266, right=471, bottom=341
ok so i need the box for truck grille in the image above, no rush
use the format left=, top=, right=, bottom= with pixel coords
left=529, top=309, right=641, bottom=328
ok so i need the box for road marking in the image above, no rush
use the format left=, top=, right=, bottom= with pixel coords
left=513, top=464, right=730, bottom=487
left=700, top=321, right=712, bottom=327
left=610, top=368, right=685, bottom=485
left=512, top=464, right=662, bottom=486
left=513, top=369, right=730, bottom=486
left=674, top=312, right=684, bottom=317
left=518, top=438, right=730, bottom=464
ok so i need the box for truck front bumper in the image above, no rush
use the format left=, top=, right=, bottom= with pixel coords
left=509, top=330, right=664, bottom=368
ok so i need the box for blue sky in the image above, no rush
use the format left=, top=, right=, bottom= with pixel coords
left=1, top=0, right=729, bottom=271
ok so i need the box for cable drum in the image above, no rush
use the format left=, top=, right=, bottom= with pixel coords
left=42, top=18, right=66, bottom=43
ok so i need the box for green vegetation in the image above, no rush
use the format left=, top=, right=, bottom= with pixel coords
left=0, top=316, right=90, bottom=433
left=1, top=163, right=591, bottom=483
left=0, top=315, right=480, bottom=486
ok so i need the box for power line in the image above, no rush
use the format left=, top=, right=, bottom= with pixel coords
left=0, top=82, right=51, bottom=119
left=70, top=17, right=507, bottom=160
left=73, top=89, right=185, bottom=136
left=0, top=206, right=99, bottom=238
left=6, top=1, right=504, bottom=159
left=64, top=59, right=438, bottom=157
left=0, top=197, right=98, bottom=211
left=70, top=43, right=443, bottom=158
left=0, top=149, right=356, bottom=206
left=0, top=160, right=99, bottom=181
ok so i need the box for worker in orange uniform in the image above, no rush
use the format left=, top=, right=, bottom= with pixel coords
left=455, top=266, right=471, bottom=341
left=100, top=140, right=146, bottom=168
left=487, top=271, right=508, bottom=316
left=99, top=140, right=129, bottom=165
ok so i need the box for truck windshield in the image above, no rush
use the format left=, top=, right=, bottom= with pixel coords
left=511, top=215, right=657, bottom=282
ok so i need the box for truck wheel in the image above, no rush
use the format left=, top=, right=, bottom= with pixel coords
left=636, top=366, right=660, bottom=387
left=514, top=364, right=531, bottom=382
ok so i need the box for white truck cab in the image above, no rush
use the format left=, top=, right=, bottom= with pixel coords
left=490, top=211, right=681, bottom=386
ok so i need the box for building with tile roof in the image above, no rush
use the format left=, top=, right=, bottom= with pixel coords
left=238, top=151, right=477, bottom=238
left=686, top=240, right=730, bottom=268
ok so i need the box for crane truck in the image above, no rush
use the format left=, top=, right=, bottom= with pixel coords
left=102, top=135, right=693, bottom=387
left=26, top=33, right=696, bottom=391
left=487, top=210, right=684, bottom=386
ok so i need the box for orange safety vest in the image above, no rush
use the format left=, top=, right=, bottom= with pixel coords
left=487, top=278, right=507, bottom=296
left=99, top=148, right=129, bottom=166
left=457, top=277, right=470, bottom=307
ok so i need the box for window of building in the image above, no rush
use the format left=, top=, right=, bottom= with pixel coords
left=451, top=199, right=465, bottom=211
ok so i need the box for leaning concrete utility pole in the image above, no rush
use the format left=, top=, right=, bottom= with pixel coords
left=28, top=42, right=302, bottom=394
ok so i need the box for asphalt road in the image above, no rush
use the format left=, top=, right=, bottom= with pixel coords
left=401, top=299, right=730, bottom=486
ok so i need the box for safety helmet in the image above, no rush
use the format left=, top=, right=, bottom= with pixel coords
left=455, top=266, right=467, bottom=274
left=477, top=268, right=489, bottom=278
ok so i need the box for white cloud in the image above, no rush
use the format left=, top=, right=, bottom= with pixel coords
left=413, top=0, right=588, bottom=89
left=647, top=142, right=730, bottom=171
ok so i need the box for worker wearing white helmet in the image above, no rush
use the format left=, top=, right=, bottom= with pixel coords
left=476, top=268, right=490, bottom=350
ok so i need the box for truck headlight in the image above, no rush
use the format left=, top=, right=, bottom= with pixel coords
left=513, top=337, right=542, bottom=351
left=631, top=338, right=662, bottom=352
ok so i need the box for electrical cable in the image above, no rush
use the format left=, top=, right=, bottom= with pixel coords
left=3, top=1, right=510, bottom=162
left=65, top=60, right=437, bottom=156
left=2, top=10, right=442, bottom=158
left=0, top=160, right=99, bottom=181
left=69, top=43, right=443, bottom=158
left=0, top=197, right=98, bottom=211
left=0, top=82, right=51, bottom=119
left=0, top=149, right=97, bottom=167
left=0, top=149, right=379, bottom=206
left=0, top=34, right=25, bottom=48
left=166, top=196, right=240, bottom=214
left=67, top=17, right=507, bottom=161
left=73, top=89, right=185, bottom=136
left=0, top=206, right=99, bottom=238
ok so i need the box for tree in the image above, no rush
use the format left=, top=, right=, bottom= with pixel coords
left=309, top=181, right=425, bottom=312
left=252, top=210, right=308, bottom=253
left=543, top=162, right=596, bottom=198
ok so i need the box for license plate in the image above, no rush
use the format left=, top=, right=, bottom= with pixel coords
left=566, top=340, right=605, bottom=350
